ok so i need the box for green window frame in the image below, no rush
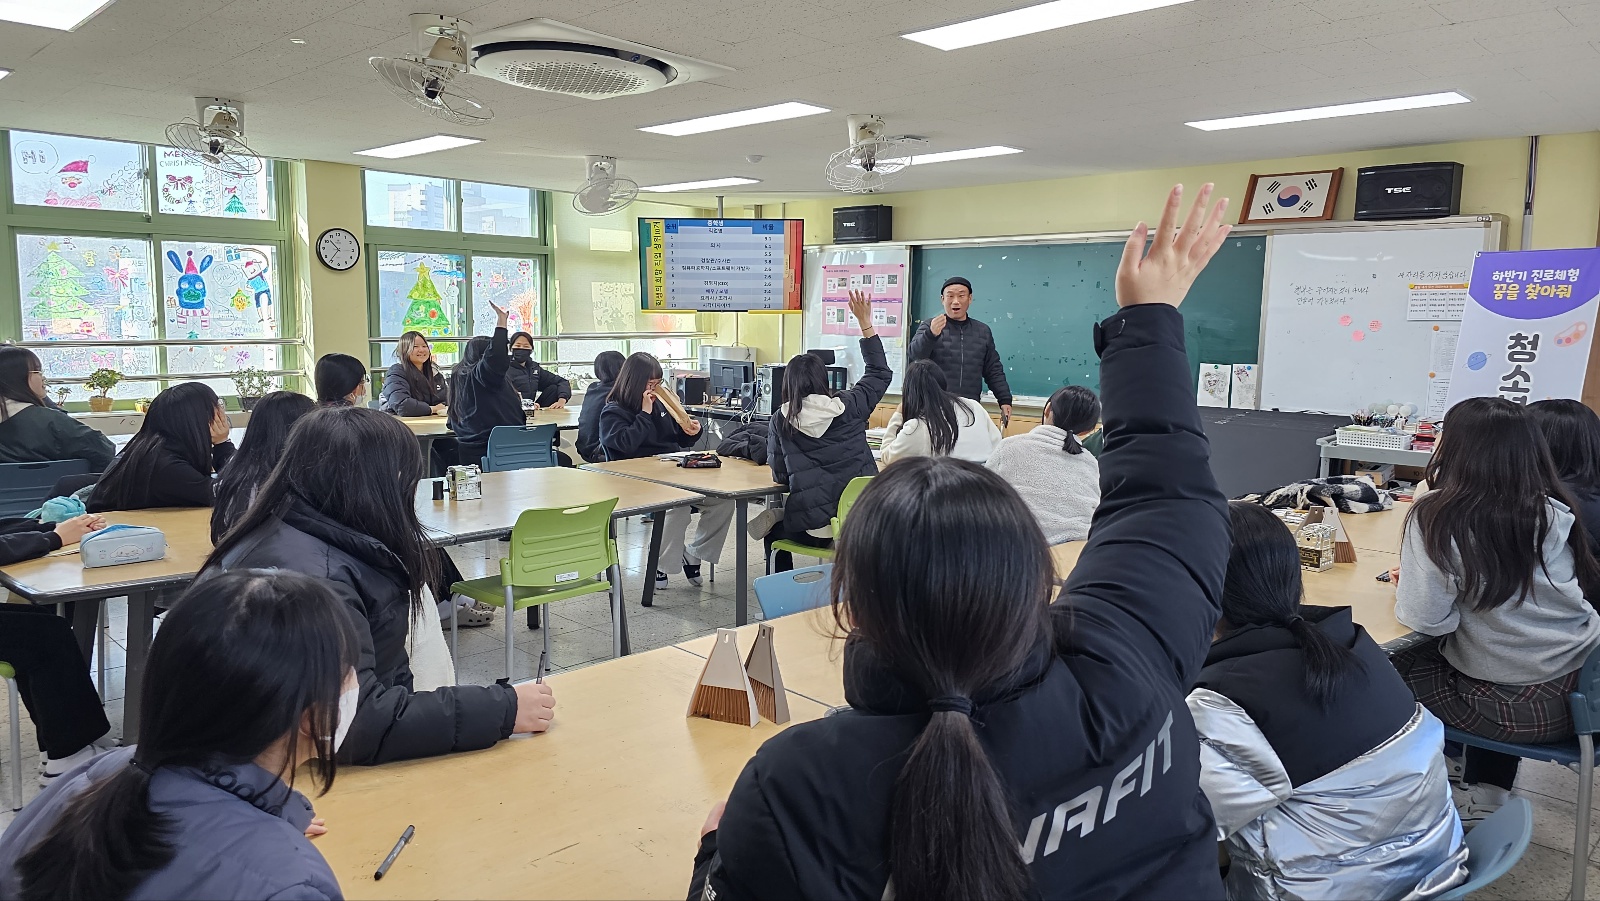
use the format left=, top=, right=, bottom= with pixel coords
left=0, top=129, right=300, bottom=410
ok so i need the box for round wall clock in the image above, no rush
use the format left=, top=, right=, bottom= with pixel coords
left=316, top=227, right=361, bottom=271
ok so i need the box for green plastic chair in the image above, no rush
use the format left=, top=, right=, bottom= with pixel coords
left=767, top=476, right=872, bottom=574
left=1, top=661, right=20, bottom=811
left=450, top=499, right=623, bottom=682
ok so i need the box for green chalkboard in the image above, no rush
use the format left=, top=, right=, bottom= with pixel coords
left=913, top=237, right=1267, bottom=397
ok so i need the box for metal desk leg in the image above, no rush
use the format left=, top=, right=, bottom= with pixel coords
left=123, top=592, right=156, bottom=743
left=609, top=563, right=631, bottom=657
left=640, top=511, right=665, bottom=608
left=736, top=499, right=749, bottom=626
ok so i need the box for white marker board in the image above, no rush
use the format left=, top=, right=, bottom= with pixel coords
left=1259, top=221, right=1501, bottom=416
left=801, top=246, right=908, bottom=391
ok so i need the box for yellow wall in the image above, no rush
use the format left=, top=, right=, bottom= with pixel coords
left=295, top=160, right=368, bottom=362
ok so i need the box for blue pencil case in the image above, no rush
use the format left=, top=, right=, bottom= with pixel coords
left=80, top=525, right=167, bottom=568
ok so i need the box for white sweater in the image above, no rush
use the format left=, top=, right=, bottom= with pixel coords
left=880, top=397, right=1003, bottom=465
left=985, top=424, right=1100, bottom=544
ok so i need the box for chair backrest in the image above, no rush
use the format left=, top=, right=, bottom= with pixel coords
left=1567, top=642, right=1600, bottom=736
left=753, top=564, right=832, bottom=619
left=502, top=498, right=619, bottom=589
left=830, top=476, right=873, bottom=535
left=482, top=423, right=559, bottom=473
left=0, top=460, right=89, bottom=517
left=1434, top=796, right=1532, bottom=900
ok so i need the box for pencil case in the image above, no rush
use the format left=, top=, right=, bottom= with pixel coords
left=80, top=525, right=167, bottom=568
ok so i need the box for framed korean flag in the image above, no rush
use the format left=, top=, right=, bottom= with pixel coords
left=1239, top=169, right=1343, bottom=225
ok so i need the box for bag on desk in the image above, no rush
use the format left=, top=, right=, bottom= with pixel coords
left=80, top=524, right=167, bottom=568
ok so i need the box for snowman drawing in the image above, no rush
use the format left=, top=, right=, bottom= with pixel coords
left=167, top=249, right=212, bottom=334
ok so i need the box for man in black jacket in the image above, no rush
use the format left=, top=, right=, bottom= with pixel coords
left=907, top=276, right=1013, bottom=422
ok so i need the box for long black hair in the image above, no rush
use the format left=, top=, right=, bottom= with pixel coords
left=14, top=569, right=361, bottom=901
left=204, top=406, right=439, bottom=620
left=592, top=350, right=625, bottom=385
left=448, top=335, right=490, bottom=404
left=606, top=352, right=663, bottom=415
left=779, top=352, right=832, bottom=438
left=1411, top=396, right=1600, bottom=611
left=1222, top=502, right=1364, bottom=707
left=1044, top=385, right=1100, bottom=454
left=1530, top=399, right=1600, bottom=488
left=393, top=331, right=443, bottom=406
left=314, top=353, right=366, bottom=406
left=901, top=360, right=972, bottom=456
left=0, top=345, right=44, bottom=420
left=210, top=391, right=314, bottom=543
left=92, top=382, right=220, bottom=510
left=831, top=457, right=1051, bottom=899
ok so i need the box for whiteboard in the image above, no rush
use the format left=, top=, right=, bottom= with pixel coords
left=1259, top=223, right=1501, bottom=416
left=801, top=246, right=909, bottom=391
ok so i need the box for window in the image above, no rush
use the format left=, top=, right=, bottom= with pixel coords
left=376, top=250, right=464, bottom=360
left=10, top=131, right=145, bottom=213
left=471, top=255, right=540, bottom=335
left=154, top=147, right=273, bottom=219
left=364, top=171, right=453, bottom=231
left=463, top=182, right=534, bottom=238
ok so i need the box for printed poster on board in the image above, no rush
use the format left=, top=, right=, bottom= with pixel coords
left=1445, top=248, right=1600, bottom=412
left=821, top=262, right=906, bottom=337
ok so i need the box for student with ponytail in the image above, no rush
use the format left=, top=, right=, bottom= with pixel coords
left=1188, top=502, right=1464, bottom=900
left=986, top=384, right=1102, bottom=544
left=0, top=569, right=361, bottom=900
left=691, top=185, right=1238, bottom=899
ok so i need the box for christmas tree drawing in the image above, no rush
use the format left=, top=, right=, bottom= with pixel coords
left=223, top=193, right=248, bottom=216
left=402, top=263, right=451, bottom=336
left=27, top=242, right=97, bottom=321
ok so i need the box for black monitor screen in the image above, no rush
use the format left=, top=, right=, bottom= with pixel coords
left=710, top=359, right=754, bottom=396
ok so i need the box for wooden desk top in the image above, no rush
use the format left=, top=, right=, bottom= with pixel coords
left=399, top=407, right=582, bottom=438
left=415, top=467, right=703, bottom=545
left=314, top=644, right=826, bottom=900
left=0, top=508, right=213, bottom=602
left=678, top=610, right=847, bottom=708
left=1339, top=501, right=1410, bottom=554
left=582, top=456, right=782, bottom=500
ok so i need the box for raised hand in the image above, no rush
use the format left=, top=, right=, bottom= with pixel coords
left=489, top=299, right=510, bottom=327
left=847, top=289, right=875, bottom=333
left=1115, top=184, right=1231, bottom=309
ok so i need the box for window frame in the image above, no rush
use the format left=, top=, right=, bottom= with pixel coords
left=0, top=129, right=301, bottom=409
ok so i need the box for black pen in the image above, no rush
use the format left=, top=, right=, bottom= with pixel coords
left=536, top=649, right=548, bottom=683
left=373, top=825, right=414, bottom=881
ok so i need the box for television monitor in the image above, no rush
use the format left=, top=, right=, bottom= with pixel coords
left=638, top=218, right=803, bottom=312
left=709, top=359, right=755, bottom=403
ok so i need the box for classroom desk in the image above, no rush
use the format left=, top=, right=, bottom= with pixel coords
left=1339, top=500, right=1411, bottom=554
left=678, top=609, right=845, bottom=708
left=582, top=456, right=783, bottom=628
left=314, top=642, right=827, bottom=901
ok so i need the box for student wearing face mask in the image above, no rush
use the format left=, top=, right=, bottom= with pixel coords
left=314, top=354, right=369, bottom=407
left=507, top=331, right=571, bottom=409
left=0, top=569, right=363, bottom=901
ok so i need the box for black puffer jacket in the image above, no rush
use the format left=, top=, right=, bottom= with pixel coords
left=380, top=361, right=447, bottom=417
left=202, top=497, right=516, bottom=765
left=717, top=421, right=769, bottom=466
left=691, top=304, right=1229, bottom=900
left=448, top=327, right=525, bottom=453
left=767, top=335, right=891, bottom=533
left=907, top=315, right=1012, bottom=405
left=507, top=357, right=571, bottom=407
left=576, top=379, right=614, bottom=464
left=599, top=402, right=698, bottom=460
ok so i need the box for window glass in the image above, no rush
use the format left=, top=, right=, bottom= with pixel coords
left=471, top=255, right=539, bottom=336
left=154, top=147, right=272, bottom=218
left=364, top=170, right=453, bottom=231
left=634, top=338, right=693, bottom=366
left=10, top=131, right=146, bottom=212
left=462, top=182, right=533, bottom=237
left=377, top=250, right=464, bottom=350
left=34, top=347, right=160, bottom=406
left=159, top=241, right=279, bottom=342
left=18, top=235, right=156, bottom=342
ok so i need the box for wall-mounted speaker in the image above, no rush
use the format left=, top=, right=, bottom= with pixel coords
left=833, top=205, right=892, bottom=244
left=1355, top=162, right=1464, bottom=220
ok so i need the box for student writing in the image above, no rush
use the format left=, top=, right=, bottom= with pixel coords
left=0, top=346, right=115, bottom=471
left=879, top=359, right=1002, bottom=465
left=985, top=384, right=1102, bottom=544
left=88, top=382, right=234, bottom=512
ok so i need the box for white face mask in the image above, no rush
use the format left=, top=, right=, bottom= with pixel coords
left=332, top=683, right=359, bottom=752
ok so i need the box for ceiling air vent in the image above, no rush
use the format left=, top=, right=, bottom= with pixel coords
left=470, top=19, right=733, bottom=99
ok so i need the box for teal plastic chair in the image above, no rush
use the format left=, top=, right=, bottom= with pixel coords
left=481, top=423, right=558, bottom=473
left=1, top=662, right=20, bottom=811
left=766, top=476, right=872, bottom=574
left=752, top=564, right=832, bottom=619
left=0, top=460, right=88, bottom=517
left=1434, top=796, right=1533, bottom=900
left=450, top=499, right=623, bottom=681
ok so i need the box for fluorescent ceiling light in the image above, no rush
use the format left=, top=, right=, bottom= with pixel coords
left=354, top=135, right=482, bottom=159
left=641, top=177, right=761, bottom=192
left=904, top=0, right=1197, bottom=50
left=0, top=0, right=116, bottom=31
left=896, top=145, right=1023, bottom=165
left=1186, top=91, right=1471, bottom=131
left=640, top=101, right=829, bottom=136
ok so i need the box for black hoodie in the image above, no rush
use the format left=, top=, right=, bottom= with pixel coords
left=447, top=327, right=525, bottom=457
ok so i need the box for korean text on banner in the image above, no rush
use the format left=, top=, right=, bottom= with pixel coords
left=1444, top=248, right=1600, bottom=412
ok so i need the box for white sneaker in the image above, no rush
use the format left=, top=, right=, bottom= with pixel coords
left=41, top=737, right=116, bottom=787
left=748, top=505, right=783, bottom=541
left=1452, top=782, right=1510, bottom=829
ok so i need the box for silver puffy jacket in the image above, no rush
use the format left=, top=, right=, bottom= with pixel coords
left=1187, top=692, right=1468, bottom=901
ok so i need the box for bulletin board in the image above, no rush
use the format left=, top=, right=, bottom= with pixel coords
left=801, top=246, right=909, bottom=391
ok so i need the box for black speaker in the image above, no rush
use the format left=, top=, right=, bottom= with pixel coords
left=1355, top=162, right=1464, bottom=220
left=833, top=205, right=892, bottom=244
left=676, top=375, right=707, bottom=406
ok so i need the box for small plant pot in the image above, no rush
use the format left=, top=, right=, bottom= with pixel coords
left=239, top=396, right=261, bottom=412
left=134, top=400, right=151, bottom=414
left=88, top=396, right=113, bottom=413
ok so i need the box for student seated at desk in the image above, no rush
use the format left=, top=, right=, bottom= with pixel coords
left=1529, top=398, right=1600, bottom=556
left=1390, top=397, right=1600, bottom=826
left=448, top=301, right=525, bottom=468
left=199, top=406, right=554, bottom=765
left=757, top=290, right=890, bottom=572
left=879, top=360, right=1002, bottom=465
left=380, top=331, right=449, bottom=417
left=508, top=331, right=571, bottom=409
left=692, top=185, right=1235, bottom=900
left=600, top=352, right=733, bottom=589
left=0, top=569, right=360, bottom=901
left=576, top=350, right=625, bottom=464
left=314, top=353, right=368, bottom=407
left=211, top=390, right=314, bottom=543
left=1189, top=502, right=1464, bottom=900
left=0, top=346, right=115, bottom=471
left=986, top=385, right=1102, bottom=544
left=88, top=382, right=234, bottom=512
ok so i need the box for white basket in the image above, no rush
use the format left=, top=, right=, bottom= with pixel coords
left=1334, top=428, right=1413, bottom=451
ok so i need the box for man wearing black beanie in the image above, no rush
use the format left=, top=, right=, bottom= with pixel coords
left=907, top=275, right=1013, bottom=422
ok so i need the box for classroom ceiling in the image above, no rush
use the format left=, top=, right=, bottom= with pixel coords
left=0, top=0, right=1596, bottom=207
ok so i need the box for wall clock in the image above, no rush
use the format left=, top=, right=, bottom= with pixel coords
left=316, top=227, right=361, bottom=271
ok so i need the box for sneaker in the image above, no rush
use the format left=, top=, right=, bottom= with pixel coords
left=41, top=737, right=116, bottom=787
left=683, top=555, right=703, bottom=586
left=445, top=602, right=496, bottom=628
left=747, top=505, right=784, bottom=541
left=1453, top=782, right=1510, bottom=829
left=655, top=570, right=668, bottom=590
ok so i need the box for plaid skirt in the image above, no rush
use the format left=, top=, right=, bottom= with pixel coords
left=1389, top=637, right=1579, bottom=744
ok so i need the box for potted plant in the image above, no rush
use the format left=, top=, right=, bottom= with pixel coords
left=53, top=386, right=69, bottom=407
left=83, top=368, right=123, bottom=413
left=231, top=367, right=274, bottom=412
left=134, top=397, right=152, bottom=414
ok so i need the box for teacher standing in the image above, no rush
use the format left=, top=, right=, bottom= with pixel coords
left=907, top=276, right=1013, bottom=422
